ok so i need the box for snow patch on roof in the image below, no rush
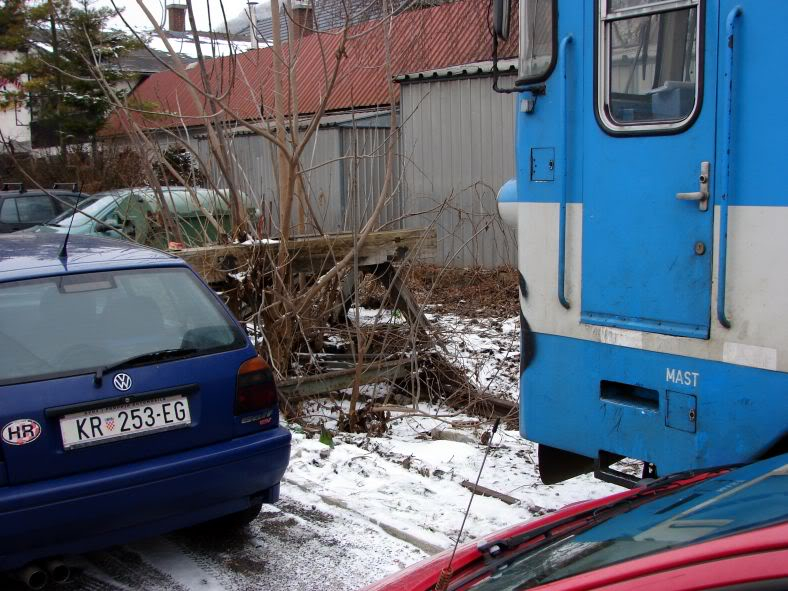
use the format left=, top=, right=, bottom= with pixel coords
left=146, top=33, right=257, bottom=59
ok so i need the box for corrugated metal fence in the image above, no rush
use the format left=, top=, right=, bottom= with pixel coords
left=399, top=74, right=517, bottom=268
left=196, top=111, right=399, bottom=237
left=195, top=74, right=516, bottom=267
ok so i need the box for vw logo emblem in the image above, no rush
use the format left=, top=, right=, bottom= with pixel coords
left=113, top=373, right=133, bottom=392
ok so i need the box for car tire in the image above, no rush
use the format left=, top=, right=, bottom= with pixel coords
left=209, top=502, right=263, bottom=529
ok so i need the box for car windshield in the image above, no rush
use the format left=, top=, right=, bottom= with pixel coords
left=49, top=193, right=124, bottom=227
left=470, top=458, right=788, bottom=590
left=0, top=267, right=246, bottom=385
left=54, top=195, right=99, bottom=216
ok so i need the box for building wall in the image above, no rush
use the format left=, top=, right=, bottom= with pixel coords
left=239, top=0, right=407, bottom=43
left=399, top=74, right=517, bottom=268
left=194, top=128, right=339, bottom=236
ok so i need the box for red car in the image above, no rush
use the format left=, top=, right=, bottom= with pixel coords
left=364, top=454, right=788, bottom=591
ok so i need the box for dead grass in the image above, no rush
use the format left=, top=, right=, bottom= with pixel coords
left=0, top=145, right=148, bottom=193
left=365, top=263, right=520, bottom=319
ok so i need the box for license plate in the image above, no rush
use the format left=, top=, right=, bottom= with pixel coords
left=60, top=394, right=191, bottom=450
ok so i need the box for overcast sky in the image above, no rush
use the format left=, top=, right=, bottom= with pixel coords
left=100, top=0, right=257, bottom=33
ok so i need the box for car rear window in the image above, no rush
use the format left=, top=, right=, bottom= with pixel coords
left=0, top=267, right=246, bottom=385
left=0, top=196, right=58, bottom=224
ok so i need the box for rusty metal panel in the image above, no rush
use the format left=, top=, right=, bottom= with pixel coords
left=102, top=0, right=519, bottom=137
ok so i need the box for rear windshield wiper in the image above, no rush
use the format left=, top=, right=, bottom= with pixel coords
left=94, top=348, right=198, bottom=386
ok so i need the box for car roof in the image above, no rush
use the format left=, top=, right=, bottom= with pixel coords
left=0, top=233, right=182, bottom=282
left=98, top=187, right=257, bottom=214
left=0, top=189, right=86, bottom=197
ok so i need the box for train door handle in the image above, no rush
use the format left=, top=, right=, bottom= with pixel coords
left=675, top=161, right=710, bottom=211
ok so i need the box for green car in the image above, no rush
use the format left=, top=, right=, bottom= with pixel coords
left=31, top=187, right=260, bottom=249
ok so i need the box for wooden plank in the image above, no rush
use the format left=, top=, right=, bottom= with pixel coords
left=177, top=228, right=437, bottom=284
left=294, top=353, right=389, bottom=370
left=460, top=481, right=519, bottom=505
left=369, top=261, right=448, bottom=354
left=277, top=359, right=410, bottom=401
left=450, top=395, right=518, bottom=420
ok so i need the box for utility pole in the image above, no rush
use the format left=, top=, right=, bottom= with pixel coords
left=271, top=0, right=291, bottom=247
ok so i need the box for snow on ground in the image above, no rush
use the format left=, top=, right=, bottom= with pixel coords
left=430, top=310, right=521, bottom=400
left=285, top=410, right=622, bottom=555
left=3, top=311, right=622, bottom=590
left=34, top=415, right=620, bottom=591
left=346, top=305, right=521, bottom=401
left=346, top=305, right=408, bottom=326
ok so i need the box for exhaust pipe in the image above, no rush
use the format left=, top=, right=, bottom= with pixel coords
left=44, top=558, right=71, bottom=584
left=11, top=564, right=48, bottom=590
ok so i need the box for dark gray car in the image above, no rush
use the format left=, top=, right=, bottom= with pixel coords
left=0, top=184, right=89, bottom=233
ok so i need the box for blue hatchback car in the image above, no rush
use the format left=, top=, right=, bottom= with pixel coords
left=0, top=234, right=291, bottom=574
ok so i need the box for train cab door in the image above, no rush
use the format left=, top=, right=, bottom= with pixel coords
left=581, top=0, right=717, bottom=339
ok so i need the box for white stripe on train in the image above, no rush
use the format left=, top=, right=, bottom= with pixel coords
left=501, top=202, right=788, bottom=372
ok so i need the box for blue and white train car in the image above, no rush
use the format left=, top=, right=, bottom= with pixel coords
left=495, top=0, right=788, bottom=484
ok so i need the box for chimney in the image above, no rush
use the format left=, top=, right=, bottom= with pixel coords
left=248, top=2, right=259, bottom=50
left=291, top=1, right=314, bottom=42
left=167, top=3, right=188, bottom=33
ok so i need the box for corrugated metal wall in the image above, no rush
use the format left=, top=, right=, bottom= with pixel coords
left=340, top=123, right=403, bottom=232
left=197, top=115, right=400, bottom=237
left=399, top=75, right=517, bottom=268
left=198, top=127, right=345, bottom=236
left=191, top=74, right=516, bottom=268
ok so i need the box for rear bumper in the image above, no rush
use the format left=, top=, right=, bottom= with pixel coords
left=522, top=333, right=788, bottom=474
left=0, top=427, right=291, bottom=570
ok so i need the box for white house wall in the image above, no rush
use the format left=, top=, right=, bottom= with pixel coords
left=0, top=51, right=31, bottom=150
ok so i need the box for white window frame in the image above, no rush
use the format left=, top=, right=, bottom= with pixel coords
left=597, top=0, right=703, bottom=134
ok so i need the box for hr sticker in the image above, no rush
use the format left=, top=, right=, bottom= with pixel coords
left=2, top=419, right=42, bottom=446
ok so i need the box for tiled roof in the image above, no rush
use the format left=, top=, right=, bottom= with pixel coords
left=102, top=0, right=517, bottom=135
left=116, top=48, right=196, bottom=75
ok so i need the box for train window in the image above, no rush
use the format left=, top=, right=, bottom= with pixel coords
left=598, top=0, right=702, bottom=133
left=609, top=0, right=667, bottom=10
left=518, top=0, right=556, bottom=84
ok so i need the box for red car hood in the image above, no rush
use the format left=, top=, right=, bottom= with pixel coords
left=361, top=469, right=788, bottom=591
left=361, top=487, right=638, bottom=591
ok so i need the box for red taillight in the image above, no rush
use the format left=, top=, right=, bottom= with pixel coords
left=235, top=356, right=278, bottom=415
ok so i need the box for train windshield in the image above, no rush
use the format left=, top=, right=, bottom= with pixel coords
left=469, top=458, right=788, bottom=590
left=600, top=0, right=700, bottom=129
left=519, top=0, right=555, bottom=82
